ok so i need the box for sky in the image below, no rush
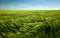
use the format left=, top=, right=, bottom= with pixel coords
left=0, top=0, right=60, bottom=10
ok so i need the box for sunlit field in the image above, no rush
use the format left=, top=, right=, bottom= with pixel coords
left=0, top=10, right=60, bottom=38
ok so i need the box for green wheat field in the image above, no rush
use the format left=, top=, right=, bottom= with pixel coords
left=0, top=10, right=60, bottom=38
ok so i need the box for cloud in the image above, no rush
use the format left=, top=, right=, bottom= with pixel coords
left=0, top=3, right=60, bottom=10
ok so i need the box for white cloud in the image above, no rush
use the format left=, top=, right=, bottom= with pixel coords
left=0, top=3, right=60, bottom=10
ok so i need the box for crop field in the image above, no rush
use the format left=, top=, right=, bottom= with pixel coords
left=0, top=10, right=60, bottom=38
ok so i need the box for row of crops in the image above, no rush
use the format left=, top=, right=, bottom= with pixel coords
left=0, top=10, right=60, bottom=38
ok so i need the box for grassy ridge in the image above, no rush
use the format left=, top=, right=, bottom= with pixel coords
left=0, top=10, right=60, bottom=38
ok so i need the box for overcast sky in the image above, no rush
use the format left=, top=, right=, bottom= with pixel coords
left=0, top=0, right=60, bottom=10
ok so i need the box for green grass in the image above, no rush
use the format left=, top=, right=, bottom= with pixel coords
left=0, top=10, right=60, bottom=38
